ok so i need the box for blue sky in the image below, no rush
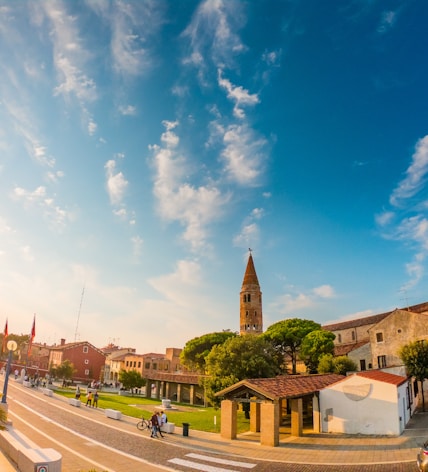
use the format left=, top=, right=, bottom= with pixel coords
left=1, top=0, right=427, bottom=354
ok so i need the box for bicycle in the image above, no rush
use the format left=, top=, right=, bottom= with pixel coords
left=136, top=417, right=152, bottom=431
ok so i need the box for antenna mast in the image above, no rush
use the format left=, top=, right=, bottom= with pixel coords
left=74, top=284, right=85, bottom=342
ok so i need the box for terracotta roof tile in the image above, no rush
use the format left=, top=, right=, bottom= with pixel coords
left=216, top=374, right=345, bottom=400
left=334, top=341, right=368, bottom=356
left=355, top=370, right=408, bottom=386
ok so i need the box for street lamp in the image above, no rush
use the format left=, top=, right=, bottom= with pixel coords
left=1, top=340, right=17, bottom=404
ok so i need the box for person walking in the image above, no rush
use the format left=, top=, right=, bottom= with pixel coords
left=150, top=412, right=159, bottom=438
left=75, top=386, right=81, bottom=400
left=156, top=412, right=165, bottom=438
left=86, top=391, right=93, bottom=407
left=93, top=391, right=99, bottom=408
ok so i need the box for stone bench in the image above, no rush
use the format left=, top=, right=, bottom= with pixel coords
left=68, top=398, right=81, bottom=407
left=160, top=423, right=175, bottom=434
left=40, top=387, right=53, bottom=397
left=105, top=409, right=122, bottom=420
left=0, top=425, right=62, bottom=472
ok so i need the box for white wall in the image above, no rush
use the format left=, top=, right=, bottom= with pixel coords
left=319, top=374, right=402, bottom=435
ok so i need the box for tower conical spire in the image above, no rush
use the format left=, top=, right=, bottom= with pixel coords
left=242, top=252, right=259, bottom=287
left=240, top=251, right=263, bottom=335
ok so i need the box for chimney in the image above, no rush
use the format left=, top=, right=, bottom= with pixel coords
left=60, top=338, right=66, bottom=346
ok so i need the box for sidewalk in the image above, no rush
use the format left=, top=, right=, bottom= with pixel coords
left=162, top=411, right=428, bottom=465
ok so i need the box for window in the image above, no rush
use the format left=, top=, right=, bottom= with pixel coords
left=376, top=332, right=384, bottom=343
left=378, top=355, right=387, bottom=368
left=352, top=331, right=355, bottom=341
left=360, top=359, right=366, bottom=371
left=126, top=361, right=129, bottom=367
left=152, top=363, right=157, bottom=370
left=85, top=369, right=89, bottom=375
left=338, top=334, right=342, bottom=343
left=83, top=346, right=88, bottom=353
left=138, top=362, right=141, bottom=368
left=246, top=311, right=249, bottom=317
left=84, top=359, right=89, bottom=365
left=145, top=362, right=150, bottom=369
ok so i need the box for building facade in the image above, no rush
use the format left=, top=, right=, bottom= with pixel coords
left=48, top=339, right=106, bottom=382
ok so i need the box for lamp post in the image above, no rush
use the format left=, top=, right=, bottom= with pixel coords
left=2, top=340, right=17, bottom=404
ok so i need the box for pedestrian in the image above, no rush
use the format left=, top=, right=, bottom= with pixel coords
left=150, top=412, right=159, bottom=438
left=156, top=412, right=164, bottom=438
left=160, top=411, right=168, bottom=434
left=86, top=391, right=93, bottom=407
left=75, top=386, right=81, bottom=400
left=93, top=391, right=99, bottom=408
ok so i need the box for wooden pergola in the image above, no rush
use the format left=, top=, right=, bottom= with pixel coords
left=216, top=373, right=344, bottom=447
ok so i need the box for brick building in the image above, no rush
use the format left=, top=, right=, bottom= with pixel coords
left=49, top=339, right=106, bottom=382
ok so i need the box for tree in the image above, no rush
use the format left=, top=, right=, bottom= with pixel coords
left=203, top=334, right=283, bottom=406
left=299, top=330, right=335, bottom=373
left=119, top=370, right=146, bottom=394
left=262, top=318, right=321, bottom=374
left=180, top=331, right=237, bottom=373
left=51, top=359, right=76, bottom=380
left=399, top=340, right=428, bottom=412
left=318, top=354, right=357, bottom=375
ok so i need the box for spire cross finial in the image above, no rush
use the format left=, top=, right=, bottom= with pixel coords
left=248, top=248, right=252, bottom=254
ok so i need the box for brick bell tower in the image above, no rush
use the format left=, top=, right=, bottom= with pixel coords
left=240, top=251, right=263, bottom=335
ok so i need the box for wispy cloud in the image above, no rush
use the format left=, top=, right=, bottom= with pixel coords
left=390, top=136, right=428, bottom=207
left=377, top=135, right=428, bottom=290
left=182, top=0, right=246, bottom=79
left=233, top=207, right=264, bottom=248
left=270, top=284, right=336, bottom=315
left=150, top=120, right=229, bottom=253
left=218, top=70, right=259, bottom=119
left=377, top=10, right=399, bottom=34
left=105, top=159, right=129, bottom=206
left=12, top=185, right=70, bottom=228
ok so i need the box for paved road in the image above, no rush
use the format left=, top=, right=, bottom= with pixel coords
left=4, top=381, right=424, bottom=472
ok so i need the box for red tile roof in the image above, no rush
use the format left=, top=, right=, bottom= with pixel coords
left=334, top=341, right=368, bottom=356
left=216, top=374, right=345, bottom=400
left=355, top=370, right=408, bottom=386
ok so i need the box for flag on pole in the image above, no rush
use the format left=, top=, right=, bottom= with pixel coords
left=28, top=315, right=36, bottom=357
left=1, top=319, right=8, bottom=353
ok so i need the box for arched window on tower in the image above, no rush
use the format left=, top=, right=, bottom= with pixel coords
left=247, top=294, right=251, bottom=302
left=243, top=294, right=247, bottom=302
left=246, top=311, right=249, bottom=317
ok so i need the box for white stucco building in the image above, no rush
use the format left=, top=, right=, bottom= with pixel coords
left=319, top=370, right=416, bottom=436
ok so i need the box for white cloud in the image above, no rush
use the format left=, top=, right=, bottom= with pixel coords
left=271, top=284, right=336, bottom=315
left=151, top=120, right=229, bottom=253
left=119, top=104, right=137, bottom=116
left=105, top=159, right=128, bottom=206
left=182, top=0, right=246, bottom=77
left=218, top=70, right=259, bottom=119
left=131, top=235, right=143, bottom=258
left=375, top=210, right=394, bottom=226
left=312, top=285, right=335, bottom=299
left=108, top=1, right=163, bottom=77
left=377, top=10, right=398, bottom=34
left=390, top=135, right=428, bottom=207
left=221, top=123, right=267, bottom=185
left=233, top=223, right=259, bottom=248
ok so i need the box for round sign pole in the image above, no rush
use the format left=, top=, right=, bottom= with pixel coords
left=1, top=340, right=18, bottom=404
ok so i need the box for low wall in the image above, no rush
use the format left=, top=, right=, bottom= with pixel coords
left=0, top=426, right=62, bottom=472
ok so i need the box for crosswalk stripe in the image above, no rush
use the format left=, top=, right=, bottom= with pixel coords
left=186, top=453, right=256, bottom=468
left=168, top=458, right=237, bottom=472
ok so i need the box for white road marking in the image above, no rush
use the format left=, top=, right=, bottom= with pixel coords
left=169, top=458, right=239, bottom=472
left=10, top=401, right=175, bottom=471
left=186, top=453, right=256, bottom=468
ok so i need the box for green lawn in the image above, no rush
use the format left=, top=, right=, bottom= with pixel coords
left=55, top=388, right=250, bottom=433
